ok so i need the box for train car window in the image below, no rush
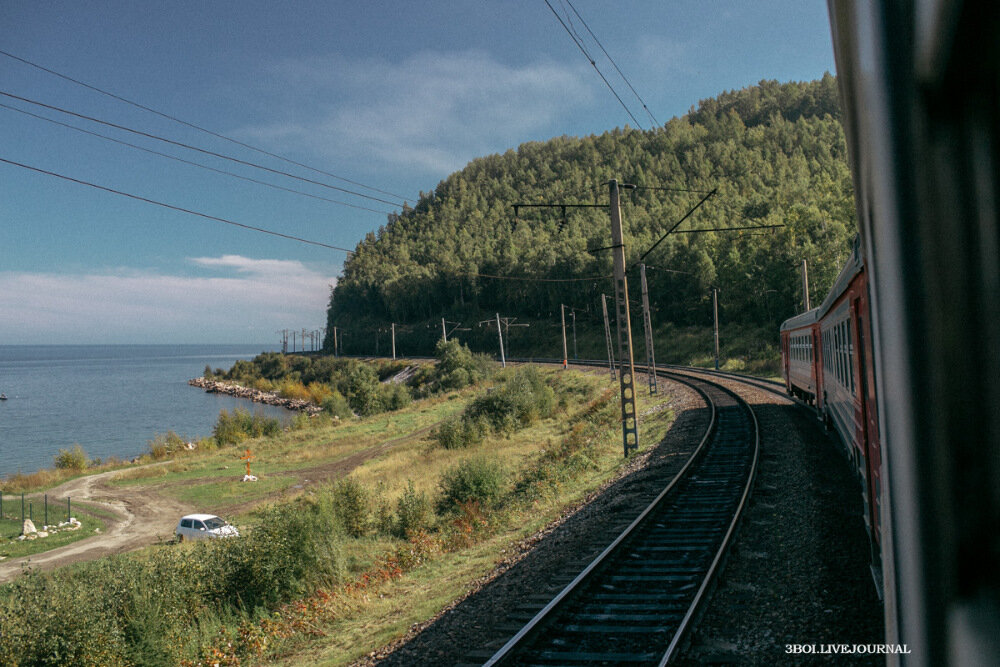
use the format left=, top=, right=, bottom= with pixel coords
left=847, top=317, right=855, bottom=396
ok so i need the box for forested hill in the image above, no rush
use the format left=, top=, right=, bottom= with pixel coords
left=325, top=75, right=855, bottom=359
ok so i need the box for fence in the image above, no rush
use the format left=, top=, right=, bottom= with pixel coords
left=0, top=492, right=73, bottom=535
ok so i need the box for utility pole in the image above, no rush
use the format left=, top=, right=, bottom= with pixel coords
left=495, top=313, right=506, bottom=368
left=713, top=288, right=721, bottom=371
left=292, top=331, right=296, bottom=353
left=640, top=264, right=658, bottom=394
left=571, top=310, right=578, bottom=360
left=609, top=179, right=639, bottom=456
left=602, top=294, right=616, bottom=380
left=302, top=329, right=307, bottom=353
left=802, top=258, right=811, bottom=311
left=442, top=317, right=447, bottom=342
left=333, top=326, right=338, bottom=357
left=391, top=323, right=396, bottom=360
left=561, top=304, right=569, bottom=369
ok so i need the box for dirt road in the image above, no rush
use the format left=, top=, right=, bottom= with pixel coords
left=0, top=425, right=436, bottom=583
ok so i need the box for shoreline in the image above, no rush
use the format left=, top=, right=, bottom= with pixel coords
left=187, top=377, right=323, bottom=415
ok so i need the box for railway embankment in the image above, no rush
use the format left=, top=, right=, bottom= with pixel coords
left=187, top=377, right=322, bottom=414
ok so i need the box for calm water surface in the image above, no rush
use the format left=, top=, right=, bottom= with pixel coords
left=0, top=345, right=292, bottom=478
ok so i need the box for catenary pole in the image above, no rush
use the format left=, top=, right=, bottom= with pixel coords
left=713, top=288, right=720, bottom=370
left=640, top=263, right=658, bottom=394
left=391, top=323, right=396, bottom=360
left=495, top=313, right=506, bottom=368
left=602, top=294, right=616, bottom=380
left=561, top=304, right=568, bottom=369
left=802, top=258, right=811, bottom=311
left=609, top=179, right=639, bottom=456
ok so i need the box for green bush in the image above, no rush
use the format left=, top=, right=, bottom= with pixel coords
left=147, top=431, right=186, bottom=461
left=381, top=382, right=412, bottom=411
left=212, top=409, right=281, bottom=446
left=395, top=480, right=432, bottom=538
left=53, top=444, right=88, bottom=471
left=434, top=414, right=487, bottom=450
left=332, top=477, right=370, bottom=537
left=431, top=339, right=495, bottom=391
left=437, top=457, right=507, bottom=514
left=345, top=363, right=385, bottom=417
left=466, top=365, right=555, bottom=435
left=321, top=391, right=353, bottom=419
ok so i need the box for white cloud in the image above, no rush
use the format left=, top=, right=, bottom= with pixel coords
left=0, top=256, right=336, bottom=343
left=239, top=50, right=594, bottom=174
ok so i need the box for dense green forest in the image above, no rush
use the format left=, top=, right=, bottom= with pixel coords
left=325, top=76, right=855, bottom=366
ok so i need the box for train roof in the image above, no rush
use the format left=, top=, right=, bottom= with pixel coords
left=779, top=308, right=820, bottom=332
left=780, top=237, right=865, bottom=333
left=815, top=236, right=865, bottom=319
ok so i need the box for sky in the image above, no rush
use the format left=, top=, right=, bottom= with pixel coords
left=0, top=1, right=836, bottom=344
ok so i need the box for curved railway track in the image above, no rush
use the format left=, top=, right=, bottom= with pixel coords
left=483, top=369, right=760, bottom=666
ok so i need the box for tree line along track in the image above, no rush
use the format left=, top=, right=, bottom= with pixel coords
left=482, top=367, right=760, bottom=666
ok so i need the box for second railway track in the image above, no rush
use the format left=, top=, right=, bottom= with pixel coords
left=484, top=370, right=760, bottom=666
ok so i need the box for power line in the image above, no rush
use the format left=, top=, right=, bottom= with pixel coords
left=0, top=48, right=411, bottom=203
left=541, top=0, right=644, bottom=130
left=0, top=102, right=394, bottom=215
left=0, top=155, right=355, bottom=254
left=636, top=188, right=718, bottom=263
left=0, top=89, right=403, bottom=208
left=452, top=270, right=613, bottom=283
left=563, top=0, right=660, bottom=127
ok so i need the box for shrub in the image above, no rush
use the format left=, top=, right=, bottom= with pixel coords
left=381, top=382, right=412, bottom=411
left=434, top=414, right=487, bottom=450
left=212, top=409, right=280, bottom=446
left=332, top=477, right=370, bottom=537
left=430, top=339, right=495, bottom=391
left=276, top=379, right=311, bottom=402
left=321, top=391, right=353, bottom=419
left=147, top=431, right=186, bottom=461
left=395, top=480, right=432, bottom=538
left=466, top=366, right=555, bottom=435
left=345, top=363, right=384, bottom=416
left=53, top=444, right=88, bottom=471
left=437, top=457, right=507, bottom=514
left=307, top=382, right=334, bottom=405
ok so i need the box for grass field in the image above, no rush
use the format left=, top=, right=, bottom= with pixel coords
left=0, top=363, right=682, bottom=665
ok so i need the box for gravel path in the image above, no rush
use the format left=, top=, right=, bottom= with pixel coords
left=358, top=372, right=883, bottom=666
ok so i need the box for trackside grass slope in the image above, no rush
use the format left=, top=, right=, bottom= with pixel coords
left=0, top=362, right=678, bottom=667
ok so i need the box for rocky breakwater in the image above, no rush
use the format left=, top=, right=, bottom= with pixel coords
left=188, top=378, right=323, bottom=415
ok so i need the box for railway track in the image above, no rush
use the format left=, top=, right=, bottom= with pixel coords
left=483, top=370, right=760, bottom=666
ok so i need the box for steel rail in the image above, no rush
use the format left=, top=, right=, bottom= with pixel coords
left=483, top=366, right=759, bottom=666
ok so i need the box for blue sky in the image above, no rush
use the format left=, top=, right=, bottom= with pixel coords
left=0, top=1, right=835, bottom=344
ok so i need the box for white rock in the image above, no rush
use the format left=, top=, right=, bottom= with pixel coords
left=36, top=531, right=48, bottom=538
left=22, top=519, right=36, bottom=535
left=242, top=474, right=258, bottom=482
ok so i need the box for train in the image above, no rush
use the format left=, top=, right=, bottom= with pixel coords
left=779, top=237, right=883, bottom=591
left=786, top=2, right=998, bottom=664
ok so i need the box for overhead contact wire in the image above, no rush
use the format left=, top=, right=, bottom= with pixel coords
left=541, top=0, right=644, bottom=130
left=0, top=102, right=393, bottom=215
left=564, top=0, right=660, bottom=126
left=0, top=49, right=410, bottom=203
left=0, top=156, right=355, bottom=254
left=0, top=89, right=402, bottom=208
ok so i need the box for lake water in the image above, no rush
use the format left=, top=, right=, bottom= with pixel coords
left=0, top=345, right=293, bottom=478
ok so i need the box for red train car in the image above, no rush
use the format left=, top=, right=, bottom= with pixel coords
left=780, top=238, right=883, bottom=590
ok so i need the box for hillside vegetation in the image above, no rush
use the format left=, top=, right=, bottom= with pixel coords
left=326, top=76, right=855, bottom=368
